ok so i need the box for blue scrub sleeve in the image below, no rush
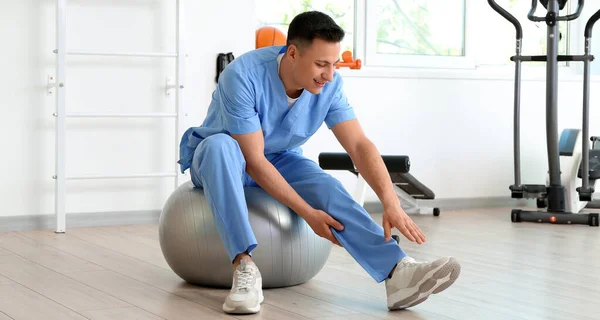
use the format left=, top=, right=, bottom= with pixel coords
left=218, top=68, right=262, bottom=135
left=325, top=75, right=356, bottom=129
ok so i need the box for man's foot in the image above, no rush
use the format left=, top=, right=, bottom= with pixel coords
left=385, top=256, right=460, bottom=310
left=223, top=259, right=264, bottom=314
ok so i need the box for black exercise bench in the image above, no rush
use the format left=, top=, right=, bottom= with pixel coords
left=318, top=152, right=440, bottom=216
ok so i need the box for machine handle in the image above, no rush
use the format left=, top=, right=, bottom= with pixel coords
left=529, top=0, right=585, bottom=22
left=488, top=0, right=523, bottom=39
left=559, top=0, right=585, bottom=21
left=585, top=9, right=600, bottom=38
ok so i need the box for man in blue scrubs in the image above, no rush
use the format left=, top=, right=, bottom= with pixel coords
left=178, top=11, right=461, bottom=315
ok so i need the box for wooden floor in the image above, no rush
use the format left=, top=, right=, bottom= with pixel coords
left=0, top=207, right=598, bottom=320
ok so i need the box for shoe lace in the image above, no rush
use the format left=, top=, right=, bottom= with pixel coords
left=234, top=267, right=255, bottom=292
left=399, top=256, right=423, bottom=267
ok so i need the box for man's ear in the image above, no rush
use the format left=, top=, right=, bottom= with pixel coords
left=286, top=44, right=298, bottom=61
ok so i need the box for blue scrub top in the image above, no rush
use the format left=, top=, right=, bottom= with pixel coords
left=178, top=45, right=356, bottom=174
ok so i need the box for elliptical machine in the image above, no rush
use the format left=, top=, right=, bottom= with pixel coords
left=488, top=0, right=600, bottom=226
left=543, top=128, right=600, bottom=214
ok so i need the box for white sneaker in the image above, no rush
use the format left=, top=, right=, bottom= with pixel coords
left=222, top=259, right=264, bottom=314
left=385, top=256, right=460, bottom=310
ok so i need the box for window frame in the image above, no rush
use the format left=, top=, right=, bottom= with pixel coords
left=255, top=0, right=600, bottom=81
left=356, top=0, right=474, bottom=70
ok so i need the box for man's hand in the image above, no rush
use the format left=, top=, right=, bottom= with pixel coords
left=331, top=120, right=427, bottom=245
left=382, top=206, right=426, bottom=244
left=304, top=209, right=344, bottom=246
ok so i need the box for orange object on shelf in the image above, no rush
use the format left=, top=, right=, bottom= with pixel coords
left=336, top=50, right=362, bottom=69
left=255, top=26, right=287, bottom=49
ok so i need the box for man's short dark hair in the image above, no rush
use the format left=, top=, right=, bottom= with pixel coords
left=287, top=11, right=345, bottom=49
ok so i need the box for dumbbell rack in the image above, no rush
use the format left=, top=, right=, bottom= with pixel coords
left=51, top=0, right=187, bottom=233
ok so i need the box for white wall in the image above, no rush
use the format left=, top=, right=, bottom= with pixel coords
left=303, top=2, right=600, bottom=203
left=304, top=73, right=600, bottom=202
left=3, top=0, right=600, bottom=220
left=1, top=0, right=254, bottom=218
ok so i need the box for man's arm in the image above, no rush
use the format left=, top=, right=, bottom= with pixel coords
left=330, top=119, right=398, bottom=208
left=231, top=130, right=314, bottom=217
left=231, top=130, right=343, bottom=245
left=324, top=76, right=396, bottom=203
left=331, top=119, right=426, bottom=244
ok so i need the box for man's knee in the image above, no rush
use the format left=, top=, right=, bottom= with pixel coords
left=304, top=174, right=350, bottom=206
left=321, top=174, right=344, bottom=191
left=190, top=134, right=246, bottom=185
left=192, top=134, right=244, bottom=166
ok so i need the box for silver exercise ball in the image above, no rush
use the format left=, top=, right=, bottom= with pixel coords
left=158, top=181, right=332, bottom=288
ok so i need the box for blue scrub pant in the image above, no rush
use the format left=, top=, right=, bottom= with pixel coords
left=189, top=133, right=407, bottom=283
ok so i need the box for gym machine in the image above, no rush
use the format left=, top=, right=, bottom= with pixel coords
left=318, top=152, right=440, bottom=216
left=488, top=0, right=600, bottom=226
left=543, top=128, right=600, bottom=214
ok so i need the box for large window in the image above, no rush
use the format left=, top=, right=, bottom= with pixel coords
left=255, top=0, right=574, bottom=70
left=364, top=0, right=468, bottom=68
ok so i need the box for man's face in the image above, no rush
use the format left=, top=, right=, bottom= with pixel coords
left=288, top=38, right=341, bottom=94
